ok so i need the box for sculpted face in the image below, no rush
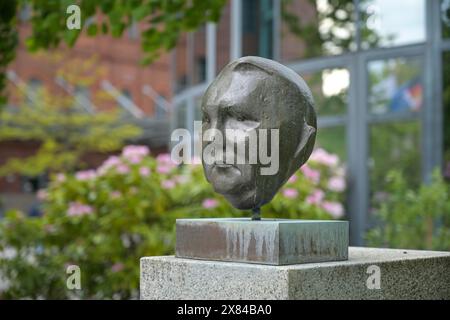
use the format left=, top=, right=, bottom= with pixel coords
left=201, top=56, right=317, bottom=212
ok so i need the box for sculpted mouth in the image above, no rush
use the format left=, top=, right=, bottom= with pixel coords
left=208, top=163, right=242, bottom=177
left=214, top=163, right=234, bottom=169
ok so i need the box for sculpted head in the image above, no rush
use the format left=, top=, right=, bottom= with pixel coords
left=201, top=56, right=317, bottom=212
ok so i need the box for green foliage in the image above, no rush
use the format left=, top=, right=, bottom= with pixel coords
left=0, top=146, right=345, bottom=299
left=23, top=0, right=226, bottom=64
left=0, top=0, right=227, bottom=107
left=0, top=0, right=18, bottom=108
left=366, top=169, right=450, bottom=251
left=369, top=121, right=422, bottom=201
left=281, top=0, right=381, bottom=58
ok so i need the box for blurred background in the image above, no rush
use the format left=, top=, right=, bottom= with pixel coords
left=0, top=0, right=449, bottom=299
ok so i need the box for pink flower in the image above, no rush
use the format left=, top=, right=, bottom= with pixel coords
left=127, top=155, right=142, bottom=164
left=445, top=162, right=450, bottom=179
left=122, top=145, right=149, bottom=165
left=156, top=153, right=177, bottom=173
left=111, top=263, right=124, bottom=273
left=202, top=198, right=218, bottom=209
left=44, top=224, right=56, bottom=234
left=306, top=189, right=325, bottom=205
left=191, top=156, right=202, bottom=165
left=75, top=169, right=97, bottom=181
left=310, top=148, right=339, bottom=167
left=283, top=188, right=298, bottom=199
left=67, top=202, right=94, bottom=217
left=111, top=191, right=122, bottom=199
left=156, top=153, right=172, bottom=164
left=116, top=164, right=130, bottom=174
left=328, top=176, right=346, bottom=192
left=122, top=145, right=149, bottom=159
left=139, top=166, right=151, bottom=177
left=288, top=174, right=298, bottom=183
left=97, top=156, right=122, bottom=175
left=129, top=187, right=138, bottom=194
left=103, top=156, right=121, bottom=167
left=161, top=179, right=176, bottom=189
left=174, top=175, right=189, bottom=184
left=157, top=165, right=172, bottom=174
left=321, top=201, right=344, bottom=219
left=56, top=173, right=66, bottom=183
left=36, top=189, right=48, bottom=201
left=300, top=164, right=321, bottom=184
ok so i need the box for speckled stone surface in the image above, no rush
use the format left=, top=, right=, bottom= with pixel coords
left=176, top=218, right=349, bottom=265
left=140, top=247, right=450, bottom=300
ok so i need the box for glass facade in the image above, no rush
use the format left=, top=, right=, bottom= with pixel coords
left=303, top=68, right=349, bottom=116
left=242, top=0, right=274, bottom=58
left=443, top=51, right=450, bottom=180
left=280, top=0, right=356, bottom=61
left=171, top=0, right=447, bottom=245
left=360, top=0, right=426, bottom=49
left=367, top=57, right=423, bottom=115
left=442, top=0, right=450, bottom=38
left=369, top=121, right=422, bottom=200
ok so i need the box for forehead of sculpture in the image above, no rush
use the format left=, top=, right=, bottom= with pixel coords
left=203, top=69, right=270, bottom=110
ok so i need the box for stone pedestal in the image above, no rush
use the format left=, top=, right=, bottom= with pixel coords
left=176, top=218, right=348, bottom=265
left=140, top=247, right=450, bottom=299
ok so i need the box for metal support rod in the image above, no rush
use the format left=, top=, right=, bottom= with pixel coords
left=251, top=207, right=261, bottom=221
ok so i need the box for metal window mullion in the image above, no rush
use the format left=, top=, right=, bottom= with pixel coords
left=230, top=0, right=242, bottom=60
left=170, top=46, right=177, bottom=99
left=442, top=41, right=450, bottom=50
left=354, top=0, right=361, bottom=51
left=206, top=23, right=217, bottom=83
left=317, top=116, right=347, bottom=128
left=423, top=0, right=444, bottom=181
left=187, top=32, right=195, bottom=87
left=272, top=0, right=281, bottom=61
left=358, top=43, right=425, bottom=61
left=287, top=54, right=352, bottom=74
left=366, top=112, right=421, bottom=124
left=347, top=54, right=367, bottom=246
left=173, top=83, right=208, bottom=105
left=187, top=97, right=195, bottom=135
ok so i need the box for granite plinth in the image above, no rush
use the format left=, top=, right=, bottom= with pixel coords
left=140, top=247, right=450, bottom=300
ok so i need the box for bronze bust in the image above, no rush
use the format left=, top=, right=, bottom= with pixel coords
left=201, top=56, right=317, bottom=220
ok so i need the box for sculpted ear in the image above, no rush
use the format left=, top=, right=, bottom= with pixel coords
left=294, top=115, right=316, bottom=159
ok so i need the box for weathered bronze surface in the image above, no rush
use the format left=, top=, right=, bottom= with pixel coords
left=176, top=218, right=349, bottom=265
left=201, top=56, right=317, bottom=217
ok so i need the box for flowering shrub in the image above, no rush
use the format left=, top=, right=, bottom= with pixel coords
left=0, top=146, right=345, bottom=299
left=366, top=169, right=450, bottom=251
left=265, top=148, right=346, bottom=220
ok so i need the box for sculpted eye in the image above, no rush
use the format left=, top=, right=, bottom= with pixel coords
left=202, top=113, right=210, bottom=124
left=241, top=119, right=260, bottom=130
left=226, top=118, right=260, bottom=131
